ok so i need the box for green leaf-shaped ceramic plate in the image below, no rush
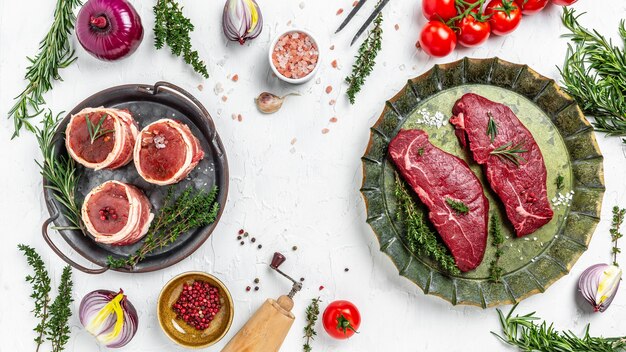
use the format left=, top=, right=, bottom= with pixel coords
left=361, top=58, right=605, bottom=308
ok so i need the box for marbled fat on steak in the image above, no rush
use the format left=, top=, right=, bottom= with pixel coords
left=388, top=129, right=489, bottom=272
left=450, top=93, right=553, bottom=237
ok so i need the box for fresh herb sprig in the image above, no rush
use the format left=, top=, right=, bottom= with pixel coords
left=154, top=0, right=209, bottom=78
left=35, top=111, right=81, bottom=230
left=611, top=206, right=625, bottom=267
left=303, top=297, right=321, bottom=352
left=490, top=141, right=527, bottom=166
left=395, top=174, right=460, bottom=275
left=486, top=112, right=498, bottom=143
left=345, top=6, right=383, bottom=104
left=493, top=303, right=626, bottom=351
left=85, top=114, right=114, bottom=144
left=488, top=213, right=505, bottom=283
left=555, top=174, right=565, bottom=192
left=8, top=0, right=81, bottom=139
left=108, top=186, right=220, bottom=268
left=445, top=198, right=470, bottom=215
left=19, top=245, right=74, bottom=352
left=559, top=8, right=626, bottom=144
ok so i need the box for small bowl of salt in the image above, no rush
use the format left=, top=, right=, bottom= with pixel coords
left=269, top=28, right=320, bottom=84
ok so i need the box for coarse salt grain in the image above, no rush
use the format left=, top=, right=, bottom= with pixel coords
left=552, top=190, right=575, bottom=207
left=330, top=117, right=337, bottom=123
left=232, top=74, right=239, bottom=82
left=331, top=60, right=338, bottom=68
left=395, top=24, right=400, bottom=31
left=222, top=96, right=228, bottom=102
left=329, top=99, right=336, bottom=105
left=325, top=85, right=333, bottom=94
left=322, top=128, right=330, bottom=134
left=415, top=108, right=446, bottom=128
left=272, top=31, right=319, bottom=79
left=337, top=8, right=344, bottom=15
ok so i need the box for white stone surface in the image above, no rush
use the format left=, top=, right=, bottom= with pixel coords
left=1, top=0, right=626, bottom=351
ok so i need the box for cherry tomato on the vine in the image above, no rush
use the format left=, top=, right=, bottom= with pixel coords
left=322, top=300, right=361, bottom=340
left=422, top=0, right=458, bottom=21
left=485, top=0, right=522, bottom=36
left=514, top=0, right=549, bottom=15
left=551, top=0, right=577, bottom=5
left=458, top=14, right=491, bottom=47
left=417, top=21, right=457, bottom=57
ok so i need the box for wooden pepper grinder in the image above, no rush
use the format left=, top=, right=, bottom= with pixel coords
left=222, top=252, right=303, bottom=352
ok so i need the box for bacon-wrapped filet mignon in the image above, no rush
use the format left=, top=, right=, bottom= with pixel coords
left=65, top=108, right=139, bottom=170
left=133, top=119, right=205, bottom=185
left=81, top=181, right=154, bottom=246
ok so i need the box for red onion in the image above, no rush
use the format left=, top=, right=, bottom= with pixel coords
left=79, top=289, right=138, bottom=348
left=76, top=0, right=143, bottom=61
left=222, top=0, right=263, bottom=45
left=578, top=264, right=622, bottom=312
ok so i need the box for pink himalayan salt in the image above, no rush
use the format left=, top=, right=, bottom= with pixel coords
left=272, top=31, right=319, bottom=79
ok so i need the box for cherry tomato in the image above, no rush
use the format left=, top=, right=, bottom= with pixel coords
left=514, top=0, right=548, bottom=15
left=322, top=300, right=361, bottom=340
left=422, top=0, right=458, bottom=21
left=485, top=0, right=522, bottom=36
left=417, top=21, right=457, bottom=57
left=551, top=0, right=577, bottom=5
left=458, top=14, right=491, bottom=47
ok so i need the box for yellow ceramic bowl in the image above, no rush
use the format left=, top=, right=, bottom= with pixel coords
left=157, top=272, right=234, bottom=349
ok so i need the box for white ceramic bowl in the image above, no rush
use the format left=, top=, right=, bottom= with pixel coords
left=268, top=28, right=320, bottom=84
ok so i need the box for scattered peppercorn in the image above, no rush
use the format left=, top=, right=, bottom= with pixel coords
left=254, top=278, right=259, bottom=284
left=238, top=229, right=244, bottom=235
left=292, top=246, right=298, bottom=251
left=251, top=237, right=256, bottom=243
left=344, top=268, right=349, bottom=272
left=244, top=232, right=249, bottom=237
left=254, top=286, right=259, bottom=291
left=237, top=236, right=242, bottom=240
left=319, top=285, right=324, bottom=291
left=240, top=241, right=245, bottom=245
left=246, top=286, right=251, bottom=292
left=300, top=277, right=305, bottom=282
left=257, top=244, right=262, bottom=249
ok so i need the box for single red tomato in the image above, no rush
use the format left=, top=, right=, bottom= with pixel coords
left=551, top=0, right=577, bottom=5
left=514, top=0, right=549, bottom=15
left=322, top=300, right=361, bottom=340
left=458, top=14, right=491, bottom=47
left=422, top=0, right=458, bottom=21
left=485, top=0, right=522, bottom=36
left=417, top=21, right=457, bottom=57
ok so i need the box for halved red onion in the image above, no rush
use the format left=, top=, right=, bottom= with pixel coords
left=79, top=289, right=138, bottom=348
left=222, top=0, right=263, bottom=45
left=65, top=107, right=138, bottom=170
left=81, top=181, right=153, bottom=246
left=133, top=119, right=205, bottom=185
left=578, top=263, right=622, bottom=312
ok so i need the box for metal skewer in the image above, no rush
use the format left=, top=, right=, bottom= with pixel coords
left=335, top=0, right=368, bottom=34
left=350, top=0, right=390, bottom=46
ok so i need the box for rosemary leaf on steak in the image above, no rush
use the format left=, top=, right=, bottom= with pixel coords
left=394, top=174, right=460, bottom=275
left=303, top=297, right=321, bottom=352
left=492, top=303, right=626, bottom=351
left=490, top=141, right=527, bottom=166
left=46, top=266, right=73, bottom=352
left=611, top=206, right=625, bottom=267
left=84, top=114, right=114, bottom=144
left=154, top=0, right=209, bottom=78
left=35, top=111, right=81, bottom=230
left=555, top=173, right=565, bottom=192
left=107, top=186, right=220, bottom=269
left=445, top=198, right=469, bottom=215
left=488, top=213, right=505, bottom=283
left=8, top=0, right=81, bottom=139
left=486, top=112, right=498, bottom=143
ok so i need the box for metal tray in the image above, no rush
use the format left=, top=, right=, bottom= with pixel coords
left=42, top=82, right=229, bottom=274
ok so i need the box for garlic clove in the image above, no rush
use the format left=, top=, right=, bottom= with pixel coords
left=255, top=92, right=299, bottom=114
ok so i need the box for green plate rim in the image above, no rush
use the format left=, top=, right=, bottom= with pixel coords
left=360, top=57, right=605, bottom=308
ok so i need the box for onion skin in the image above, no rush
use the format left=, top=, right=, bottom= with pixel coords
left=222, top=0, right=263, bottom=44
left=76, top=0, right=144, bottom=61
left=578, top=264, right=622, bottom=312
left=79, top=289, right=138, bottom=348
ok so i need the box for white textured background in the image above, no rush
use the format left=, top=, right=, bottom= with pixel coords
left=1, top=0, right=625, bottom=351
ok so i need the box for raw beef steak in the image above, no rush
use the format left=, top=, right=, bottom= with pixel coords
left=450, top=93, right=553, bottom=237
left=388, top=129, right=489, bottom=272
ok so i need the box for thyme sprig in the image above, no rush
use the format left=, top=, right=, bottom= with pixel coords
left=395, top=173, right=460, bottom=275
left=611, top=206, right=625, bottom=267
left=490, top=141, right=527, bottom=166
left=19, top=245, right=74, bottom=352
left=85, top=114, right=114, bottom=144
left=445, top=198, right=470, bottom=215
left=488, top=213, right=505, bottom=283
left=108, top=186, right=220, bottom=269
left=559, top=8, right=626, bottom=144
left=35, top=111, right=81, bottom=230
left=154, top=0, right=209, bottom=78
left=345, top=5, right=383, bottom=104
left=493, top=303, right=626, bottom=351
left=303, top=297, right=321, bottom=352
left=8, top=0, right=81, bottom=139
left=486, top=112, right=498, bottom=143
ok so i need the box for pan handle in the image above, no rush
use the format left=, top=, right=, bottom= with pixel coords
left=42, top=211, right=109, bottom=275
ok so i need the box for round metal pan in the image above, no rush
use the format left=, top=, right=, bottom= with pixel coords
left=42, top=82, right=229, bottom=274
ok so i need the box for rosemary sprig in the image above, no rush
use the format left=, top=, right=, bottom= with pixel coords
left=84, top=114, right=114, bottom=144
left=154, top=0, right=209, bottom=78
left=486, top=112, right=498, bottom=143
left=555, top=173, right=565, bottom=192
left=345, top=5, right=383, bottom=104
left=493, top=303, right=626, bottom=351
left=46, top=266, right=73, bottom=352
left=108, top=186, right=220, bottom=268
left=8, top=0, right=81, bottom=139
left=303, top=297, right=321, bottom=352
left=490, top=140, right=527, bottom=166
left=35, top=111, right=81, bottom=230
left=611, top=206, right=625, bottom=267
left=559, top=8, right=626, bottom=144
left=445, top=198, right=469, bottom=215
left=395, top=173, right=461, bottom=275
left=488, top=213, right=505, bottom=283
